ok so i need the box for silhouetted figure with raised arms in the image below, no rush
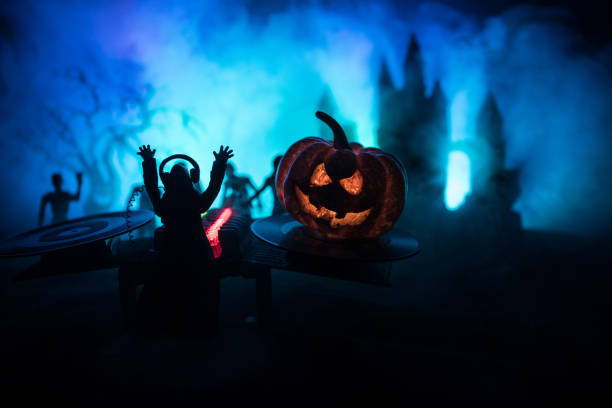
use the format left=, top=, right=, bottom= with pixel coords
left=249, top=155, right=284, bottom=216
left=222, top=162, right=257, bottom=214
left=135, top=144, right=233, bottom=338
left=38, top=172, right=82, bottom=226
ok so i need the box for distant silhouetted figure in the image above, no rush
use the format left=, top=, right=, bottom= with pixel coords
left=222, top=163, right=257, bottom=214
left=249, top=155, right=284, bottom=216
left=126, top=184, right=156, bottom=237
left=135, top=144, right=233, bottom=338
left=38, top=172, right=82, bottom=226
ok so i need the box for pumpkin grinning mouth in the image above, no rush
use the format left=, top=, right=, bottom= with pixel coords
left=295, top=186, right=372, bottom=228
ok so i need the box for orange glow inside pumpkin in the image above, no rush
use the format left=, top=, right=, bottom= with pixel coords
left=295, top=186, right=371, bottom=228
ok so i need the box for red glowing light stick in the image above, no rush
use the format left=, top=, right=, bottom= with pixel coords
left=205, top=208, right=232, bottom=258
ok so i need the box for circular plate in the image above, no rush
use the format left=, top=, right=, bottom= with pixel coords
left=250, top=213, right=420, bottom=261
left=0, top=210, right=154, bottom=257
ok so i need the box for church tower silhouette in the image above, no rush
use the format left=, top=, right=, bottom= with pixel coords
left=377, top=34, right=448, bottom=196
left=473, top=91, right=520, bottom=212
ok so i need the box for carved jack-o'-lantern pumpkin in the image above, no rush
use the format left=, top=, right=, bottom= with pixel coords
left=276, top=111, right=407, bottom=239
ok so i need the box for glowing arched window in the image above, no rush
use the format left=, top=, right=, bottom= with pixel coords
left=444, top=150, right=471, bottom=211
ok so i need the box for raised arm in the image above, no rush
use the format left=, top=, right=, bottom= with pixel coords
left=199, top=145, right=233, bottom=213
left=70, top=173, right=83, bottom=201
left=137, top=145, right=162, bottom=215
left=38, top=194, right=49, bottom=227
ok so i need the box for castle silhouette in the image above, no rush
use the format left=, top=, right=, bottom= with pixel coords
left=319, top=34, right=522, bottom=267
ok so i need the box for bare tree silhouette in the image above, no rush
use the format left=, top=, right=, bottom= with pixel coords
left=20, top=68, right=204, bottom=215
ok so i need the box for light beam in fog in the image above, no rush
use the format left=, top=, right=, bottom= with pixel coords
left=444, top=150, right=471, bottom=211
left=444, top=91, right=472, bottom=210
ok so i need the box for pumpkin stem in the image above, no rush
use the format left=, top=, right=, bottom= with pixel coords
left=316, top=111, right=349, bottom=149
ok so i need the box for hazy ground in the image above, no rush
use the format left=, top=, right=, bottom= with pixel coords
left=0, top=229, right=610, bottom=400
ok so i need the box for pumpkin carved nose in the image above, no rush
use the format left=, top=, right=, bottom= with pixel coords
left=325, top=150, right=356, bottom=180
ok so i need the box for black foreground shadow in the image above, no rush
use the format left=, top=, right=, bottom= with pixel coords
left=0, top=229, right=610, bottom=401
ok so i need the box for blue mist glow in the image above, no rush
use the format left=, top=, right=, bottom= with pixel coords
left=1, top=1, right=612, bottom=236
left=444, top=151, right=471, bottom=210
left=444, top=90, right=472, bottom=211
left=449, top=91, right=469, bottom=142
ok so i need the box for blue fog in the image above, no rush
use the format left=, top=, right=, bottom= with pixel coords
left=0, top=1, right=611, bottom=236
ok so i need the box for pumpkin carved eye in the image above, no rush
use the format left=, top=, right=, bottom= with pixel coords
left=310, top=163, right=332, bottom=186
left=339, top=169, right=363, bottom=195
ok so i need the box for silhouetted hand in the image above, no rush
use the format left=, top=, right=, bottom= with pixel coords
left=213, top=145, right=234, bottom=164
left=76, top=172, right=83, bottom=184
left=137, top=145, right=156, bottom=161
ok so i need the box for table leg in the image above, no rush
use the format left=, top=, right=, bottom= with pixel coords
left=255, top=265, right=272, bottom=328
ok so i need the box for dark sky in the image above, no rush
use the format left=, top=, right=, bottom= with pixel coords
left=438, top=0, right=609, bottom=45
left=245, top=0, right=610, bottom=46
left=1, top=1, right=609, bottom=47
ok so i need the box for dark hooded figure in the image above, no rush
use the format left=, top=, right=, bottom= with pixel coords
left=134, top=144, right=233, bottom=338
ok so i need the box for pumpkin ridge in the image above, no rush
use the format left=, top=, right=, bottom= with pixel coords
left=374, top=153, right=406, bottom=230
left=276, top=137, right=325, bottom=205
left=282, top=141, right=330, bottom=213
